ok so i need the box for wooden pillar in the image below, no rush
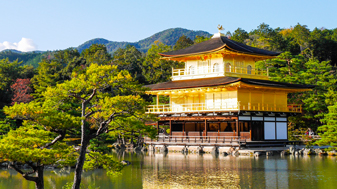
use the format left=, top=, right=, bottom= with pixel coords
left=218, top=121, right=220, bottom=136
left=204, top=119, right=207, bottom=136
left=236, top=118, right=239, bottom=136
left=156, top=94, right=159, bottom=110
left=169, top=120, right=172, bottom=136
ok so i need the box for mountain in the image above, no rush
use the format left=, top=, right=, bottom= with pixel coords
left=0, top=50, right=47, bottom=68
left=0, top=28, right=211, bottom=67
left=77, top=28, right=212, bottom=54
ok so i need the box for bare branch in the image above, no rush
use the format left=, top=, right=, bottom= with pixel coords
left=95, top=111, right=129, bottom=136
left=85, top=88, right=97, bottom=103
left=84, top=111, right=95, bottom=118
left=40, top=132, right=66, bottom=149
left=9, top=163, right=38, bottom=182
left=69, top=94, right=85, bottom=101
left=9, top=163, right=24, bottom=174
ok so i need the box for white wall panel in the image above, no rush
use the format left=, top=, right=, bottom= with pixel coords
left=276, top=122, right=287, bottom=140
left=252, top=117, right=263, bottom=121
left=239, top=116, right=251, bottom=121
left=264, top=122, right=276, bottom=140
left=276, top=117, right=287, bottom=121
left=264, top=117, right=275, bottom=121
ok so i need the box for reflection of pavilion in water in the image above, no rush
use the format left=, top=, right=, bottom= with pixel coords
left=142, top=153, right=289, bottom=189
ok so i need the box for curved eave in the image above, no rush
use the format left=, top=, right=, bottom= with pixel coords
left=145, top=77, right=315, bottom=94
left=158, top=44, right=227, bottom=58
left=239, top=82, right=313, bottom=93
left=159, top=45, right=279, bottom=61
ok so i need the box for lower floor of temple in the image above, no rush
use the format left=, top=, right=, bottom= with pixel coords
left=153, top=112, right=288, bottom=142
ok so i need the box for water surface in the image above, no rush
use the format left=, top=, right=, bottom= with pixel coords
left=0, top=152, right=336, bottom=188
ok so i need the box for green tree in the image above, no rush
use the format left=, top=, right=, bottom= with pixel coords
left=194, top=35, right=211, bottom=44
left=30, top=59, right=64, bottom=99
left=316, top=102, right=337, bottom=149
left=142, top=41, right=183, bottom=84
left=230, top=28, right=249, bottom=43
left=300, top=59, right=337, bottom=127
left=5, top=63, right=156, bottom=189
left=0, top=59, right=25, bottom=107
left=173, top=35, right=194, bottom=50
left=258, top=54, right=337, bottom=131
left=0, top=122, right=77, bottom=189
left=290, top=23, right=310, bottom=52
left=80, top=44, right=111, bottom=65
left=246, top=23, right=286, bottom=52
left=31, top=45, right=112, bottom=99
left=112, top=45, right=145, bottom=83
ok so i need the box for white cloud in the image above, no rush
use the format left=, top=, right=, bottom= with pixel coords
left=0, top=38, right=37, bottom=52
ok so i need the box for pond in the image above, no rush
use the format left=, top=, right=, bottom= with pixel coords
left=0, top=152, right=336, bottom=188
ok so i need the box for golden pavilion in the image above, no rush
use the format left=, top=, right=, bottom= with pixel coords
left=144, top=28, right=313, bottom=147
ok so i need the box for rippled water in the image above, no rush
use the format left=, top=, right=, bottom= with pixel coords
left=0, top=152, right=336, bottom=188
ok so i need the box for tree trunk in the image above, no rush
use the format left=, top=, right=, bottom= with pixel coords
left=35, top=166, right=44, bottom=189
left=72, top=102, right=90, bottom=189
left=72, top=135, right=90, bottom=189
left=118, top=134, right=121, bottom=144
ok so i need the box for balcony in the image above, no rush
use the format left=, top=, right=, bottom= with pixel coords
left=146, top=102, right=302, bottom=114
left=172, top=66, right=269, bottom=81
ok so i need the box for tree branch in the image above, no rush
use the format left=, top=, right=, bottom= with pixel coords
left=69, top=94, right=85, bottom=101
left=95, top=111, right=129, bottom=136
left=85, top=111, right=95, bottom=118
left=9, top=163, right=24, bottom=174
left=9, top=162, right=38, bottom=182
left=41, top=131, right=66, bottom=149
left=85, top=88, right=97, bottom=103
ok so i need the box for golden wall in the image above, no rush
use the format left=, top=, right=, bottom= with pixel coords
left=169, top=88, right=288, bottom=111
left=237, top=88, right=287, bottom=109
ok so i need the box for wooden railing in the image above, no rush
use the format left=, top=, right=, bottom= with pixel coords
left=147, top=102, right=302, bottom=113
left=172, top=65, right=224, bottom=77
left=238, top=102, right=302, bottom=113
left=144, top=136, right=246, bottom=145
left=172, top=66, right=268, bottom=77
left=225, top=66, right=268, bottom=76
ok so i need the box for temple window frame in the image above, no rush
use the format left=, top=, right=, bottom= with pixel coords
left=225, top=63, right=232, bottom=72
left=188, top=65, right=195, bottom=75
left=213, top=63, right=220, bottom=72
left=247, top=65, right=252, bottom=74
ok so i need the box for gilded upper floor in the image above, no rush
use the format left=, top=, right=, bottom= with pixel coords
left=159, top=34, right=280, bottom=81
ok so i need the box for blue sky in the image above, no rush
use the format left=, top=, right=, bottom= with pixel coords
left=0, top=0, right=336, bottom=52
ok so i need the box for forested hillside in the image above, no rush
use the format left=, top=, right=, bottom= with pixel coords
left=0, top=50, right=46, bottom=68
left=77, top=28, right=211, bottom=53
left=1, top=28, right=211, bottom=67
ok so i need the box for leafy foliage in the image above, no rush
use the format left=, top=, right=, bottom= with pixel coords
left=112, top=45, right=145, bottom=83
left=173, top=35, right=194, bottom=50
left=83, top=151, right=124, bottom=176
left=0, top=122, right=77, bottom=166
left=0, top=50, right=45, bottom=68
left=142, top=41, right=183, bottom=84
left=316, top=103, right=337, bottom=149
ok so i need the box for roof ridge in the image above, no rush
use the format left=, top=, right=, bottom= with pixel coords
left=221, top=37, right=254, bottom=53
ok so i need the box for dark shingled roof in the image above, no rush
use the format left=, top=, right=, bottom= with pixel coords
left=145, top=77, right=315, bottom=91
left=159, top=36, right=280, bottom=57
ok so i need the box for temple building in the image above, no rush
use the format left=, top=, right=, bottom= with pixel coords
left=145, top=28, right=314, bottom=147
